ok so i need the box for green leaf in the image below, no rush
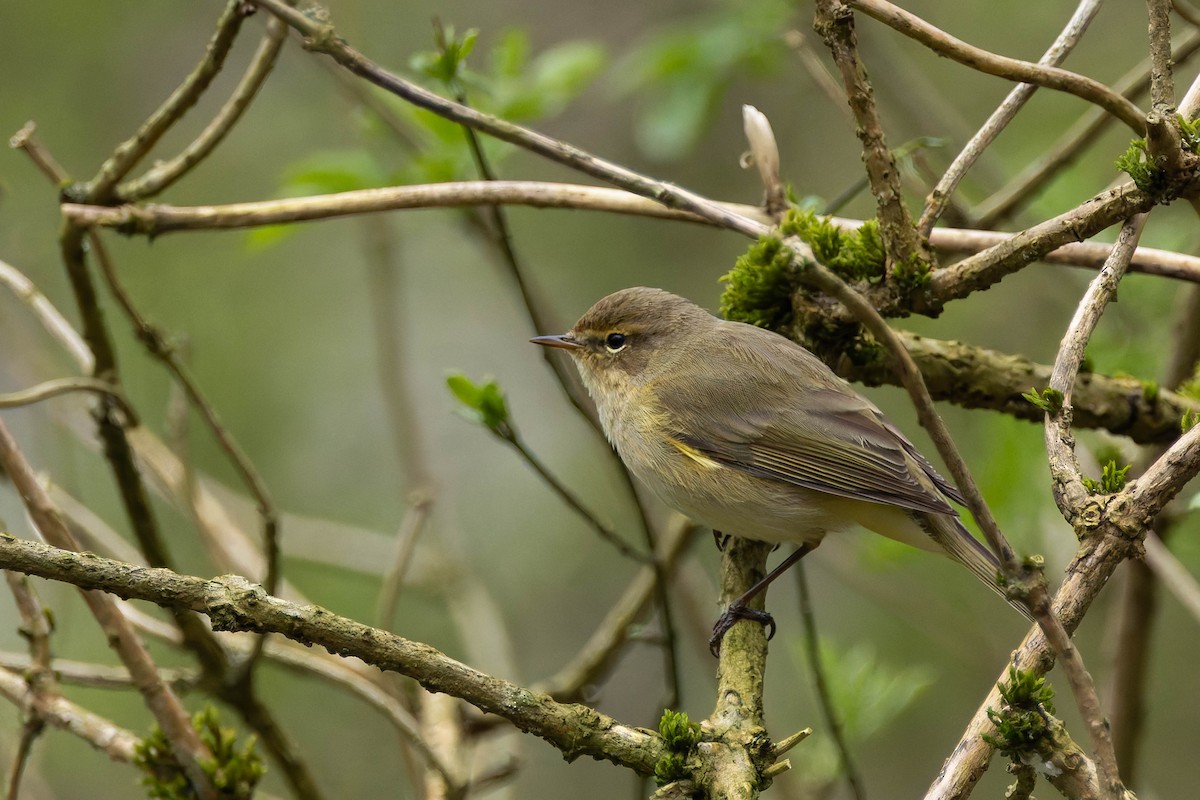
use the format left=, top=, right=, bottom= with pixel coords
left=1021, top=387, right=1063, bottom=414
left=445, top=373, right=510, bottom=433
left=446, top=373, right=483, bottom=409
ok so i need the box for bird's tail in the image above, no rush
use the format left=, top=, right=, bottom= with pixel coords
left=913, top=511, right=1034, bottom=623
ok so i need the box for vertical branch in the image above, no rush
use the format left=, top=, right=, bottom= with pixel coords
left=1148, top=0, right=1176, bottom=111
left=705, top=538, right=775, bottom=800
left=3, top=573, right=56, bottom=800
left=813, top=0, right=933, bottom=270
left=1040, top=216, right=1148, bottom=798
left=1107, top=284, right=1200, bottom=780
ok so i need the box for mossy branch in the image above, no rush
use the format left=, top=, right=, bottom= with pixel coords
left=0, top=532, right=665, bottom=776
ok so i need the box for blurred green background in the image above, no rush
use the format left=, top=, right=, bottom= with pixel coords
left=1, top=1, right=1198, bottom=798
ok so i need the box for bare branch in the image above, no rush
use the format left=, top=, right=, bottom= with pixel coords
left=73, top=0, right=250, bottom=201
left=813, top=0, right=933, bottom=272
left=0, top=420, right=217, bottom=799
left=116, top=15, right=288, bottom=200
left=917, top=0, right=1104, bottom=235
left=847, top=0, right=1147, bottom=133
left=0, top=668, right=139, bottom=762
left=0, top=533, right=666, bottom=776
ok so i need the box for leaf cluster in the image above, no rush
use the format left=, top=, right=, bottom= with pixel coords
left=1115, top=114, right=1200, bottom=193
left=1021, top=386, right=1064, bottom=414
left=983, top=667, right=1057, bottom=760
left=249, top=25, right=605, bottom=250
left=655, top=710, right=702, bottom=786
left=1081, top=459, right=1131, bottom=495
left=446, top=374, right=512, bottom=437
left=134, top=707, right=264, bottom=800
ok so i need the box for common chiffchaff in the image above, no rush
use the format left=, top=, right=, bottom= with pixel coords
left=532, top=287, right=1026, bottom=648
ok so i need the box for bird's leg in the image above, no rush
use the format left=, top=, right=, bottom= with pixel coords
left=709, top=543, right=815, bottom=656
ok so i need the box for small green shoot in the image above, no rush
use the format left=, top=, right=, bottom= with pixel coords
left=1141, top=380, right=1160, bottom=405
left=1182, top=408, right=1199, bottom=434
left=411, top=23, right=479, bottom=92
left=983, top=667, right=1056, bottom=760
left=1082, top=460, right=1131, bottom=495
left=655, top=709, right=701, bottom=786
left=1022, top=387, right=1063, bottom=414
left=1115, top=138, right=1161, bottom=192
left=446, top=374, right=512, bottom=436
left=135, top=707, right=264, bottom=800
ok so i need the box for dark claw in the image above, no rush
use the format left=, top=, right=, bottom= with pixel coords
left=712, top=530, right=732, bottom=551
left=708, top=603, right=776, bottom=656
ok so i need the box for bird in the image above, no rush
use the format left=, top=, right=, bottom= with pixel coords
left=531, top=287, right=1027, bottom=653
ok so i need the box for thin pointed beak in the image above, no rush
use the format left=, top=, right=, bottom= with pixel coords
left=530, top=334, right=583, bottom=350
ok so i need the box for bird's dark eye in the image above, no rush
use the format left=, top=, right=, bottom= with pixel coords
left=605, top=332, right=627, bottom=352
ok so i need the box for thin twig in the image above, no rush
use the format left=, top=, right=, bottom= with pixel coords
left=974, top=28, right=1200, bottom=227
left=90, top=237, right=281, bottom=599
left=8, top=122, right=69, bottom=187
left=3, top=573, right=55, bottom=800
left=5, top=709, right=44, bottom=800
left=0, top=257, right=94, bottom=372
left=847, top=0, right=1146, bottom=133
left=794, top=563, right=866, bottom=800
left=375, top=490, right=434, bottom=631
left=917, top=0, right=1103, bottom=236
left=0, top=377, right=137, bottom=424
left=117, top=14, right=289, bottom=200
left=73, top=0, right=250, bottom=201
left=0, top=654, right=197, bottom=691
left=501, top=429, right=649, bottom=563
left=0, top=667, right=139, bottom=762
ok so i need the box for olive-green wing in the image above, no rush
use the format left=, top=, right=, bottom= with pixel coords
left=660, top=340, right=958, bottom=516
